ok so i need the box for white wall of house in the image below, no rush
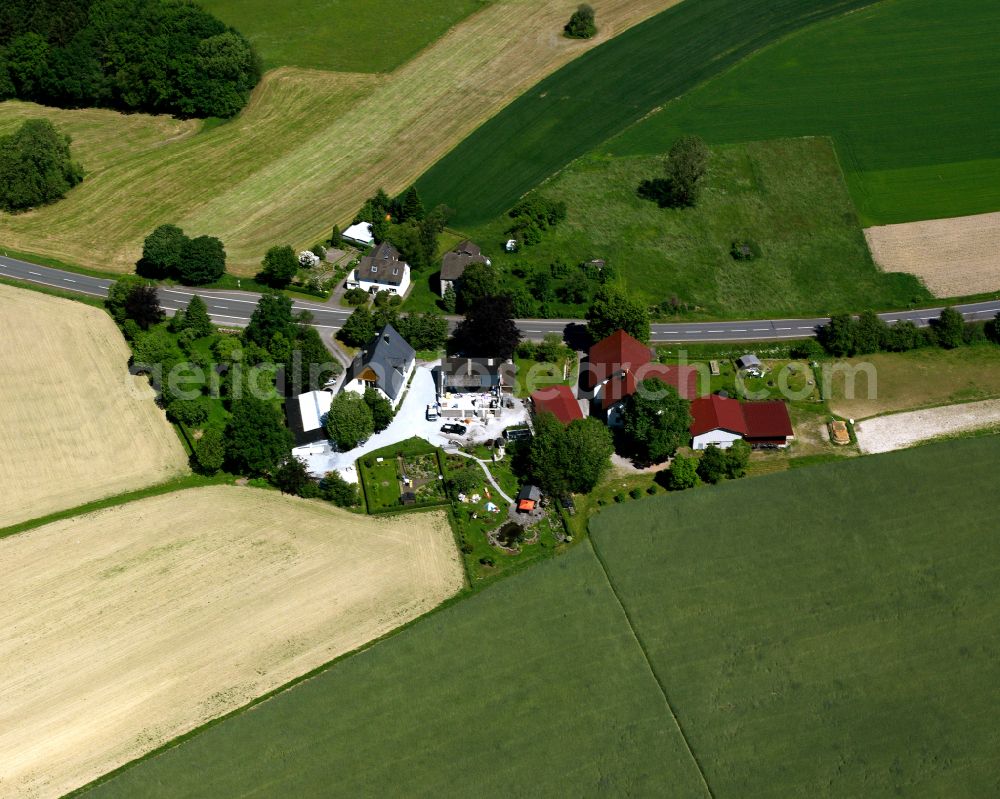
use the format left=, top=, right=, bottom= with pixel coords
left=341, top=358, right=414, bottom=409
left=440, top=277, right=455, bottom=298
left=346, top=266, right=411, bottom=296
left=692, top=429, right=744, bottom=450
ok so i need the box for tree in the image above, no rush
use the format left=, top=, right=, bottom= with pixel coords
left=139, top=224, right=187, bottom=278
left=399, top=186, right=425, bottom=221
left=325, top=392, right=374, bottom=451
left=0, top=118, right=82, bottom=213
left=620, top=378, right=693, bottom=464
left=528, top=413, right=613, bottom=496
left=931, top=306, right=965, bottom=349
left=724, top=439, right=751, bottom=479
left=853, top=310, right=887, bottom=355
left=166, top=398, right=208, bottom=427
left=817, top=313, right=856, bottom=357
left=245, top=291, right=295, bottom=351
left=564, top=3, right=597, bottom=38
left=259, top=245, right=299, bottom=288
left=288, top=325, right=338, bottom=394
left=448, top=466, right=481, bottom=497
left=193, top=427, right=226, bottom=474
left=666, top=455, right=698, bottom=490
left=442, top=283, right=457, bottom=313
left=987, top=313, right=1000, bottom=345
left=106, top=275, right=146, bottom=324
left=457, top=261, right=501, bottom=312
left=330, top=224, right=341, bottom=247
left=319, top=470, right=360, bottom=507
left=663, top=135, right=709, bottom=207
left=586, top=285, right=650, bottom=343
left=178, top=235, right=226, bottom=285
left=453, top=295, right=521, bottom=359
left=338, top=305, right=376, bottom=347
left=697, top=445, right=729, bottom=484
left=225, top=395, right=293, bottom=475
left=364, top=387, right=394, bottom=433
left=273, top=456, right=311, bottom=496
left=182, top=295, right=214, bottom=338
left=398, top=312, right=449, bottom=351
left=124, top=284, right=165, bottom=330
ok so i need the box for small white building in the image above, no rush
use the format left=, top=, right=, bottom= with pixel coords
left=285, top=390, right=335, bottom=474
left=346, top=241, right=411, bottom=296
left=342, top=221, right=375, bottom=247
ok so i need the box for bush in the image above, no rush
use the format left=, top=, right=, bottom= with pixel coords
left=319, top=471, right=360, bottom=508
left=344, top=287, right=369, bottom=306
left=564, top=3, right=597, bottom=38
left=730, top=239, right=762, bottom=261
left=629, top=487, right=643, bottom=500
left=789, top=339, right=825, bottom=361
left=646, top=484, right=658, bottom=495
left=614, top=492, right=626, bottom=503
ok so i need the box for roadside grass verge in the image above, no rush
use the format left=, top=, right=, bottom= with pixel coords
left=611, top=0, right=1000, bottom=225
left=416, top=0, right=877, bottom=226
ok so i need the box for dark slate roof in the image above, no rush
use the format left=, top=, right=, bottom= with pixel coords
left=347, top=324, right=415, bottom=401
left=440, top=357, right=515, bottom=389
left=356, top=241, right=407, bottom=285
left=736, top=354, right=762, bottom=370
left=517, top=485, right=542, bottom=502
left=440, top=240, right=488, bottom=281
left=284, top=396, right=327, bottom=447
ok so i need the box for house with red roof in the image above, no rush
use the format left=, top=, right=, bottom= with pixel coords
left=587, top=329, right=702, bottom=426
left=689, top=395, right=794, bottom=450
left=530, top=384, right=584, bottom=425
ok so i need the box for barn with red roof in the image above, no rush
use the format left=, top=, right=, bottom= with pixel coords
left=529, top=384, right=584, bottom=425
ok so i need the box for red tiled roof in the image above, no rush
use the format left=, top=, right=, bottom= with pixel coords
left=601, top=364, right=701, bottom=410
left=587, top=329, right=652, bottom=388
left=530, top=384, right=583, bottom=424
left=742, top=401, right=794, bottom=439
left=690, top=396, right=793, bottom=440
left=689, top=395, right=748, bottom=437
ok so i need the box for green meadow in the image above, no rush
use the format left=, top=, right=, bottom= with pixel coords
left=609, top=0, right=1000, bottom=225
left=82, top=436, right=1000, bottom=797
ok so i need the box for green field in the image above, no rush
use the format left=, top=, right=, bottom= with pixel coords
left=460, top=138, right=928, bottom=318
left=416, top=0, right=877, bottom=226
left=81, top=543, right=708, bottom=797
left=200, top=0, right=485, bottom=72
left=591, top=436, right=1000, bottom=796
left=81, top=436, right=1000, bottom=796
left=610, top=0, right=1000, bottom=225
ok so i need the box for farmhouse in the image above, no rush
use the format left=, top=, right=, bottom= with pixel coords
left=530, top=384, right=584, bottom=424
left=690, top=395, right=794, bottom=450
left=342, top=221, right=375, bottom=247
left=346, top=241, right=411, bottom=295
left=440, top=240, right=490, bottom=297
left=342, top=324, right=415, bottom=409
left=587, top=329, right=700, bottom=425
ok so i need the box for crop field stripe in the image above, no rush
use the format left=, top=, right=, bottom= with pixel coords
left=417, top=0, right=877, bottom=226
left=588, top=538, right=716, bottom=799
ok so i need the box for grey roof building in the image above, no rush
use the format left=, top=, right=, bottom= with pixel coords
left=350, top=242, right=410, bottom=293
left=343, top=324, right=416, bottom=406
left=439, top=240, right=490, bottom=297
left=437, top=356, right=515, bottom=394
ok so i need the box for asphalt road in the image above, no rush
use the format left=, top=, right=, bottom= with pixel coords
left=3, top=253, right=1000, bottom=344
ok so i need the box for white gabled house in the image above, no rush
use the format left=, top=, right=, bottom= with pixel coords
left=346, top=241, right=411, bottom=296
left=341, top=324, right=416, bottom=409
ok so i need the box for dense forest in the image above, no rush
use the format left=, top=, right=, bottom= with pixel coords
left=0, top=0, right=260, bottom=118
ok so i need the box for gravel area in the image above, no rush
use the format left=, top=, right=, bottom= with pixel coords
left=854, top=399, right=1000, bottom=454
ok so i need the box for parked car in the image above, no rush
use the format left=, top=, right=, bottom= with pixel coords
left=426, top=404, right=439, bottom=421
left=440, top=423, right=467, bottom=436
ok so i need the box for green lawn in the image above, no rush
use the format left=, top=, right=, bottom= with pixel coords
left=462, top=138, right=928, bottom=318
left=610, top=0, right=1000, bottom=225
left=416, top=0, right=878, bottom=227
left=199, top=0, right=486, bottom=73
left=81, top=543, right=707, bottom=797
left=590, top=435, right=1000, bottom=797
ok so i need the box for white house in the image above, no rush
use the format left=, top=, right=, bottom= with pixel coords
left=341, top=324, right=416, bottom=409
left=342, top=221, right=375, bottom=247
left=690, top=394, right=794, bottom=450
left=345, top=241, right=411, bottom=296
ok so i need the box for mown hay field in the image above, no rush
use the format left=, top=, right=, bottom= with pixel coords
left=590, top=436, right=1000, bottom=797
left=417, top=0, right=877, bottom=226
left=0, top=487, right=462, bottom=798
left=82, top=437, right=1000, bottom=797
left=865, top=212, right=1000, bottom=297
left=0, top=0, right=673, bottom=277
left=611, top=0, right=1000, bottom=226
left=0, top=284, right=188, bottom=528
left=461, top=138, right=927, bottom=317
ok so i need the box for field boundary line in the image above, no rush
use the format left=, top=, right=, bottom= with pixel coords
left=587, top=538, right=716, bottom=799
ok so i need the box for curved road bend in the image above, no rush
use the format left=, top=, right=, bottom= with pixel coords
left=3, top=253, right=1000, bottom=344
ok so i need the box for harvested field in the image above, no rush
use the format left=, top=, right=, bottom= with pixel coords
left=0, top=486, right=462, bottom=798
left=865, top=212, right=1000, bottom=297
left=0, top=284, right=187, bottom=528
left=853, top=399, right=1000, bottom=454
left=0, top=0, right=673, bottom=276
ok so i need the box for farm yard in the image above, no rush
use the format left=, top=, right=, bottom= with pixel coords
left=0, top=0, right=673, bottom=276
left=80, top=437, right=1000, bottom=797
left=461, top=138, right=926, bottom=318
left=0, top=284, right=188, bottom=528
left=611, top=0, right=1000, bottom=227
left=0, top=486, right=462, bottom=798
left=865, top=212, right=1000, bottom=297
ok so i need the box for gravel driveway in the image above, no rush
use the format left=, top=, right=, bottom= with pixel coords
left=854, top=399, right=1000, bottom=454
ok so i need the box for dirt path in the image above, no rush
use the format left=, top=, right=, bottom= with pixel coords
left=0, top=486, right=462, bottom=798
left=854, top=399, right=1000, bottom=454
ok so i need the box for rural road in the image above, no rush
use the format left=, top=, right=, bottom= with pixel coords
left=3, top=252, right=1000, bottom=344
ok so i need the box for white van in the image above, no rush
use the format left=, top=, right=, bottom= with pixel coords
left=426, top=404, right=439, bottom=421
